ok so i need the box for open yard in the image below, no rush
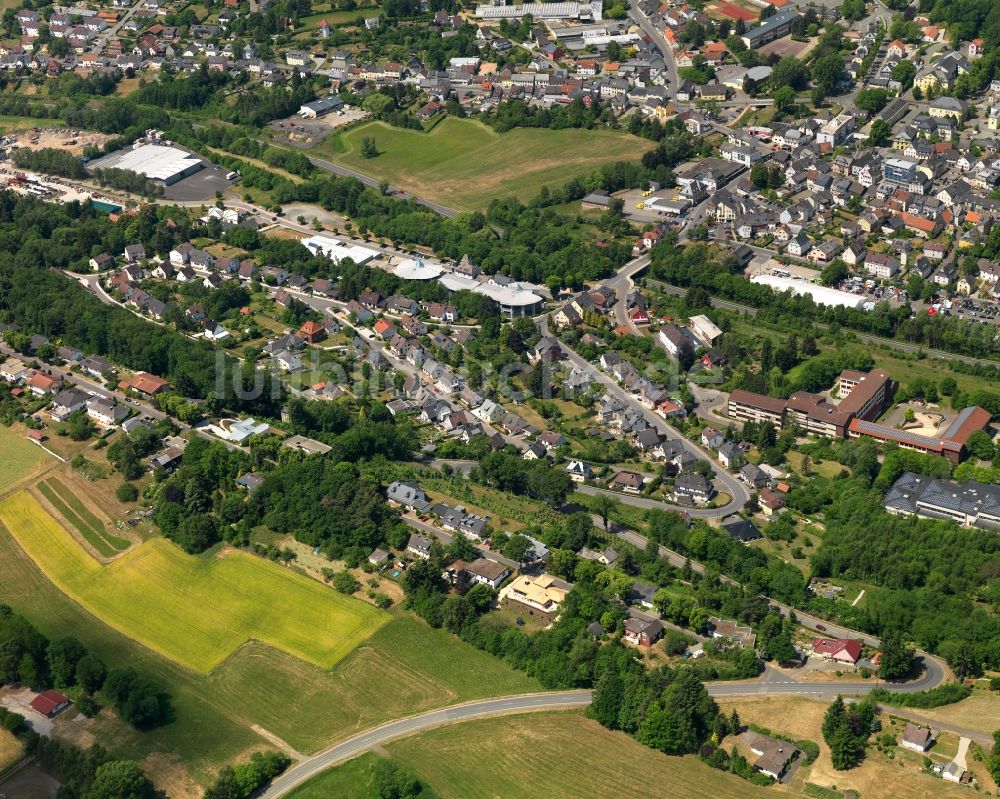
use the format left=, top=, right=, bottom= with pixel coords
left=0, top=519, right=539, bottom=795
left=289, top=712, right=776, bottom=799
left=315, top=118, right=654, bottom=212
left=0, top=424, right=49, bottom=491
left=717, top=695, right=974, bottom=798
left=898, top=685, right=1000, bottom=735
left=0, top=491, right=388, bottom=672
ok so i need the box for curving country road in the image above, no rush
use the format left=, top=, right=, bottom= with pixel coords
left=259, top=659, right=957, bottom=798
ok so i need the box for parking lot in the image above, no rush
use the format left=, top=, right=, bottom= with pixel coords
left=269, top=107, right=370, bottom=147
left=162, top=163, right=233, bottom=201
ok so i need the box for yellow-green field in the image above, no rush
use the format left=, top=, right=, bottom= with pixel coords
left=316, top=117, right=654, bottom=212
left=0, top=491, right=388, bottom=672
left=289, top=712, right=775, bottom=799
left=0, top=727, right=23, bottom=771
left=0, top=425, right=48, bottom=490
left=0, top=513, right=538, bottom=792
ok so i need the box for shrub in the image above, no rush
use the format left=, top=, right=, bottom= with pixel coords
left=332, top=571, right=361, bottom=595
left=116, top=483, right=139, bottom=502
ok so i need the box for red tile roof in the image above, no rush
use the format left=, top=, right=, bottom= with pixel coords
left=30, top=689, right=70, bottom=717
left=812, top=638, right=862, bottom=662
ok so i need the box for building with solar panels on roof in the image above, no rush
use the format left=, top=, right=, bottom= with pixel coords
left=885, top=472, right=1000, bottom=529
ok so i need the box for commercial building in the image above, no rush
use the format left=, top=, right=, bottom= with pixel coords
left=816, top=114, right=857, bottom=147
left=849, top=404, right=990, bottom=463
left=750, top=274, right=867, bottom=310
left=784, top=391, right=852, bottom=437
left=837, top=368, right=892, bottom=421
left=297, top=96, right=343, bottom=118
left=439, top=273, right=544, bottom=318
left=393, top=257, right=444, bottom=281
left=727, top=368, right=937, bottom=447
left=91, top=143, right=204, bottom=185
left=727, top=389, right=786, bottom=426
left=474, top=0, right=603, bottom=21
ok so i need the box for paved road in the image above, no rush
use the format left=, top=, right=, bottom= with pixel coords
left=629, top=6, right=678, bottom=98
left=258, top=692, right=593, bottom=798
left=576, top=482, right=737, bottom=521
left=259, top=664, right=961, bottom=798
left=537, top=316, right=750, bottom=516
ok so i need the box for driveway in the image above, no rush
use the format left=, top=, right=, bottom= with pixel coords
left=0, top=688, right=53, bottom=736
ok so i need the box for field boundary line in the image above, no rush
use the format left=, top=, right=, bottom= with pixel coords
left=28, top=437, right=65, bottom=462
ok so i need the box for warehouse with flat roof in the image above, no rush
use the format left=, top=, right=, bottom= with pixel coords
left=751, top=274, right=867, bottom=310
left=90, top=144, right=204, bottom=185
left=474, top=0, right=602, bottom=20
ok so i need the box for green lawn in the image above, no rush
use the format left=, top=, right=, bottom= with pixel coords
left=0, top=114, right=58, bottom=134
left=289, top=712, right=777, bottom=799
left=0, top=515, right=540, bottom=789
left=315, top=117, right=654, bottom=212
left=0, top=491, right=388, bottom=672
left=0, top=425, right=47, bottom=490
left=37, top=478, right=129, bottom=556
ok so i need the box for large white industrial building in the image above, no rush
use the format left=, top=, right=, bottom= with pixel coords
left=751, top=274, right=867, bottom=310
left=93, top=144, right=204, bottom=185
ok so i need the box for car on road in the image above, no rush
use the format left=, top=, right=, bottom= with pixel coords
left=815, top=624, right=826, bottom=631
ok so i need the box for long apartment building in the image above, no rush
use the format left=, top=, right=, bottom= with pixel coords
left=728, top=369, right=892, bottom=431
left=725, top=369, right=990, bottom=463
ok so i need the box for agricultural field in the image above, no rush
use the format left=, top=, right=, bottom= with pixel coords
left=37, top=477, right=130, bottom=557
left=0, top=491, right=388, bottom=672
left=316, top=118, right=654, bottom=212
left=0, top=424, right=49, bottom=491
left=289, top=712, right=775, bottom=799
left=0, top=728, right=23, bottom=772
left=0, top=518, right=539, bottom=794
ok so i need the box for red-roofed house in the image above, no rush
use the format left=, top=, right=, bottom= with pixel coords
left=373, top=319, right=396, bottom=339
left=898, top=212, right=940, bottom=237
left=298, top=320, right=326, bottom=344
left=120, top=372, right=170, bottom=396
left=630, top=308, right=650, bottom=326
left=812, top=638, right=862, bottom=664
left=26, top=372, right=60, bottom=396
left=30, top=689, right=71, bottom=718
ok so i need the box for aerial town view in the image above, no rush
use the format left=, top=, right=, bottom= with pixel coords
left=2, top=0, right=1000, bottom=796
